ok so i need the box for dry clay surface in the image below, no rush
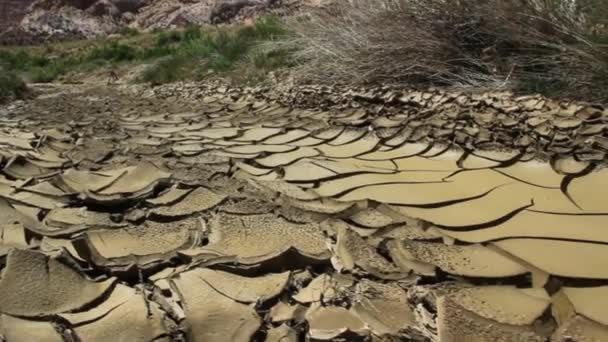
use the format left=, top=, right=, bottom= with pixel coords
left=0, top=84, right=607, bottom=341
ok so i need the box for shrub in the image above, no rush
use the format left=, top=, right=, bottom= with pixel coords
left=0, top=49, right=50, bottom=70
left=0, top=50, right=30, bottom=69
left=183, top=25, right=203, bottom=42
left=117, top=26, right=140, bottom=37
left=28, top=64, right=63, bottom=83
left=250, top=16, right=288, bottom=40
left=138, top=45, right=175, bottom=60
left=280, top=0, right=608, bottom=100
left=209, top=31, right=250, bottom=68
left=0, top=65, right=27, bottom=103
left=156, top=30, right=182, bottom=47
left=88, top=42, right=137, bottom=62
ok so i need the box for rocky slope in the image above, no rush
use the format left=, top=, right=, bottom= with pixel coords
left=0, top=0, right=37, bottom=33
left=0, top=0, right=320, bottom=45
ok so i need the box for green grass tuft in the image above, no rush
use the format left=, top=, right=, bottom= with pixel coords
left=249, top=16, right=289, bottom=40
left=117, top=26, right=140, bottom=37
left=0, top=65, right=27, bottom=103
left=88, top=42, right=137, bottom=63
left=156, top=30, right=183, bottom=47
left=27, top=63, right=64, bottom=83
left=183, top=25, right=203, bottom=42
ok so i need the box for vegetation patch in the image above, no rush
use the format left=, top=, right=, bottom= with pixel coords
left=0, top=17, right=291, bottom=86
left=279, top=0, right=608, bottom=101
left=0, top=65, right=27, bottom=103
left=140, top=17, right=290, bottom=84
left=1, top=4, right=605, bottom=101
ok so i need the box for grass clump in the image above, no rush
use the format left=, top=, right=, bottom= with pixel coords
left=117, top=26, right=140, bottom=37
left=88, top=42, right=137, bottom=63
left=28, top=65, right=61, bottom=83
left=183, top=25, right=203, bottom=42
left=281, top=0, right=608, bottom=100
left=0, top=65, right=27, bottom=103
left=252, top=48, right=292, bottom=69
left=156, top=30, right=183, bottom=47
left=0, top=49, right=51, bottom=70
left=139, top=55, right=193, bottom=85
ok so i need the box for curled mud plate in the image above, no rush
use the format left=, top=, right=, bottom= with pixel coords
left=0, top=85, right=607, bottom=341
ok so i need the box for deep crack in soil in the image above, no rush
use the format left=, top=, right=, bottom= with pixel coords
left=0, top=83, right=606, bottom=341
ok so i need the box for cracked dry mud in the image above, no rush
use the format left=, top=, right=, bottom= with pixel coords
left=0, top=83, right=608, bottom=341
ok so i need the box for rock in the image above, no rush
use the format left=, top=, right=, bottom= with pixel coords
left=2, top=0, right=325, bottom=44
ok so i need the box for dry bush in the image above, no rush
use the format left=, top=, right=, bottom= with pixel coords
left=279, top=0, right=608, bottom=99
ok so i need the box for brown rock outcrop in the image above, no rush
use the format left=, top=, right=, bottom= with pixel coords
left=0, top=0, right=325, bottom=45
left=0, top=0, right=37, bottom=33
